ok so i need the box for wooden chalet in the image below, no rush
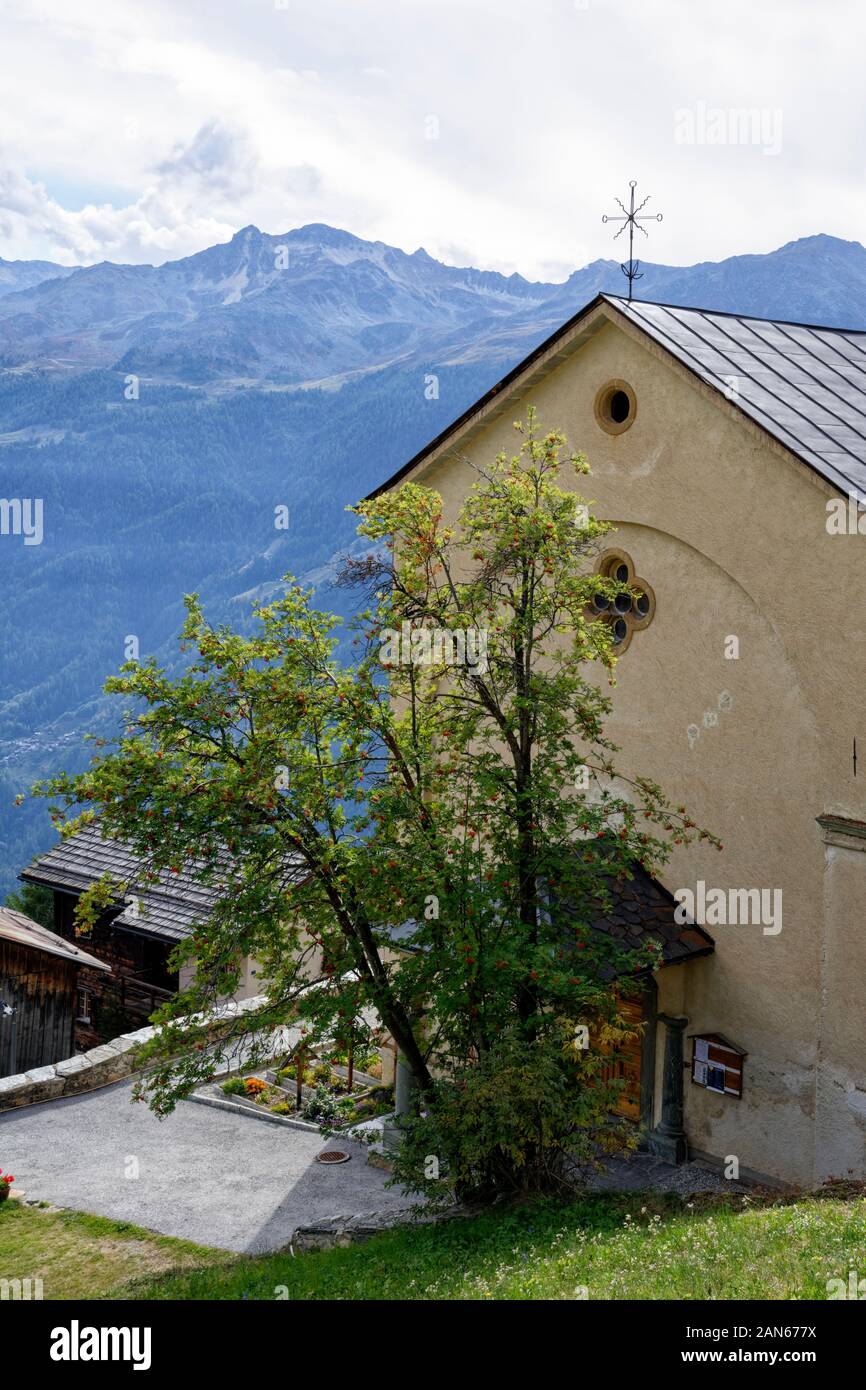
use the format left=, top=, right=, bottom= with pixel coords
left=0, top=905, right=111, bottom=1074
left=19, top=823, right=220, bottom=1049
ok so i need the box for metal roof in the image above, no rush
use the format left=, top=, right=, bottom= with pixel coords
left=611, top=296, right=866, bottom=501
left=366, top=292, right=866, bottom=502
left=0, top=905, right=111, bottom=971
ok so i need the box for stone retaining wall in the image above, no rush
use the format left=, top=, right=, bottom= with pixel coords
left=0, top=994, right=271, bottom=1111
left=290, top=1201, right=478, bottom=1252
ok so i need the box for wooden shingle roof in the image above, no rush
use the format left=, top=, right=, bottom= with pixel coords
left=583, top=861, right=714, bottom=969
left=386, top=860, right=713, bottom=969
left=21, top=823, right=222, bottom=944
left=22, top=823, right=309, bottom=944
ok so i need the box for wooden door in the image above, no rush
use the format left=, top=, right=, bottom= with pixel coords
left=599, top=994, right=644, bottom=1122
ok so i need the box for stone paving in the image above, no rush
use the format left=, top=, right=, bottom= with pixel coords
left=0, top=1076, right=416, bottom=1253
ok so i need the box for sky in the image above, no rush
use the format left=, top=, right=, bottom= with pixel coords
left=1, top=0, right=865, bottom=282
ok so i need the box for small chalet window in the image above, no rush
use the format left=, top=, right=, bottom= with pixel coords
left=690, top=1033, right=746, bottom=1098
left=594, top=379, right=637, bottom=435
left=76, top=989, right=92, bottom=1024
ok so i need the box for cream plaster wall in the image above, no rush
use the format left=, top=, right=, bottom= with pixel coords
left=395, top=304, right=866, bottom=1186
left=179, top=932, right=322, bottom=1005
left=179, top=956, right=263, bottom=1000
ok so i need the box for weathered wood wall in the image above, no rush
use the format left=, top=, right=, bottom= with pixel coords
left=53, top=892, right=176, bottom=1047
left=0, top=940, right=77, bottom=1074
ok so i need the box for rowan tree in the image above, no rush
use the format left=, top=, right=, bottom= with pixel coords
left=32, top=409, right=716, bottom=1198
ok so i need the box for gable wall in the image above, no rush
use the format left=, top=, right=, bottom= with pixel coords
left=411, top=311, right=866, bottom=1186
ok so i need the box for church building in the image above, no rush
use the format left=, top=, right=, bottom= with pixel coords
left=370, top=291, right=866, bottom=1188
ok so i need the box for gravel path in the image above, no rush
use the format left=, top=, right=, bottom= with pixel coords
left=0, top=1079, right=414, bottom=1253
left=588, top=1151, right=752, bottom=1194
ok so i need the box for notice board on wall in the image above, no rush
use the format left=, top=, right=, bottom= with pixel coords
left=690, top=1033, right=746, bottom=1098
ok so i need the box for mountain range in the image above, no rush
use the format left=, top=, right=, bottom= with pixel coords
left=2, top=224, right=865, bottom=897
left=3, top=228, right=866, bottom=384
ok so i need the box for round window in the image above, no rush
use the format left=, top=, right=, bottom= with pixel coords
left=609, top=391, right=631, bottom=423
left=594, top=379, right=637, bottom=436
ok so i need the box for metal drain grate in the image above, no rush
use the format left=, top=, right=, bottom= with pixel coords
left=316, top=1149, right=351, bottom=1165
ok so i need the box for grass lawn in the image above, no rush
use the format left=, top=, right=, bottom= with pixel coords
left=128, top=1188, right=866, bottom=1301
left=0, top=1201, right=223, bottom=1300
left=4, top=1186, right=865, bottom=1300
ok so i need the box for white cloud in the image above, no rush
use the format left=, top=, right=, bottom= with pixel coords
left=0, top=0, right=864, bottom=276
left=0, top=165, right=237, bottom=266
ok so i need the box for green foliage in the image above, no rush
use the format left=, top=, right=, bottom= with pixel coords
left=300, top=1084, right=352, bottom=1129
left=0, top=1201, right=223, bottom=1301
left=390, top=1031, right=637, bottom=1202
left=125, top=1190, right=866, bottom=1302
left=329, top=1046, right=380, bottom=1073
left=29, top=408, right=716, bottom=1195
left=349, top=1084, right=395, bottom=1121
left=0, top=359, right=499, bottom=903
left=3, top=881, right=55, bottom=930
left=220, top=1077, right=247, bottom=1097
left=277, top=1064, right=315, bottom=1085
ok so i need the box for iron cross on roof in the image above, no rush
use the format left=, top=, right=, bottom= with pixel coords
left=602, top=180, right=663, bottom=300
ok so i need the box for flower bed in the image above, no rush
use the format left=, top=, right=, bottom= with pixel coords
left=216, top=1057, right=393, bottom=1129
